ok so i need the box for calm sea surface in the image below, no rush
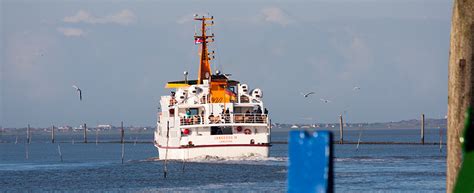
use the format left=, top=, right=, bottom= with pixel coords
left=0, top=128, right=446, bottom=192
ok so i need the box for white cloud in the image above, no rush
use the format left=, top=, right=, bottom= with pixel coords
left=177, top=14, right=192, bottom=24
left=63, top=9, right=136, bottom=25
left=338, top=36, right=374, bottom=80
left=57, top=27, right=85, bottom=37
left=261, top=7, right=292, bottom=26
left=63, top=10, right=90, bottom=23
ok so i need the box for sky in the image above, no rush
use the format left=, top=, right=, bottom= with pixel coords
left=1, top=0, right=452, bottom=127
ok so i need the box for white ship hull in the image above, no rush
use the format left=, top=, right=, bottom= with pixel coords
left=154, top=122, right=271, bottom=160
left=155, top=144, right=270, bottom=160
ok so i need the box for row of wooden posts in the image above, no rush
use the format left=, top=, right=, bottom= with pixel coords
left=25, top=121, right=126, bottom=144
left=24, top=122, right=126, bottom=164
left=23, top=115, right=437, bottom=145
left=336, top=113, right=438, bottom=145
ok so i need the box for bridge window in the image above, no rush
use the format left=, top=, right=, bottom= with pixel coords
left=211, top=126, right=233, bottom=135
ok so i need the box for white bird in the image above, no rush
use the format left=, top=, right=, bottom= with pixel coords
left=353, top=86, right=361, bottom=91
left=301, top=92, right=315, bottom=98
left=320, top=98, right=331, bottom=103
left=72, top=85, right=82, bottom=101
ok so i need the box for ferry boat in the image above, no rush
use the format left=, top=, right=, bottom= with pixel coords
left=154, top=15, right=271, bottom=160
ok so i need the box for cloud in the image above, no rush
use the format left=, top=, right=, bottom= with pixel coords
left=260, top=7, right=292, bottom=26
left=177, top=14, right=193, bottom=24
left=338, top=36, right=374, bottom=80
left=57, top=27, right=85, bottom=37
left=63, top=9, right=136, bottom=25
left=347, top=36, right=373, bottom=67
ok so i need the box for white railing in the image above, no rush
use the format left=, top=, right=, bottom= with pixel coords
left=233, top=113, right=268, bottom=124
left=179, top=113, right=268, bottom=126
left=180, top=115, right=204, bottom=126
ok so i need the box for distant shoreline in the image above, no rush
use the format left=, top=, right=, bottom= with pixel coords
left=0, top=118, right=446, bottom=131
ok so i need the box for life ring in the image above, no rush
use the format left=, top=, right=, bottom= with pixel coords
left=236, top=126, right=243, bottom=132
left=244, top=128, right=251, bottom=135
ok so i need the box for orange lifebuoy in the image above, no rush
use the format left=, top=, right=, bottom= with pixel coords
left=244, top=128, right=251, bottom=135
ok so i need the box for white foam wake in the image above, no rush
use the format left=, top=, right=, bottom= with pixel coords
left=187, top=155, right=288, bottom=166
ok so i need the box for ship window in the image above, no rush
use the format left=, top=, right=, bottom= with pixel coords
left=188, top=108, right=199, bottom=115
left=234, top=107, right=252, bottom=114
left=234, top=107, right=243, bottom=113
left=211, top=126, right=232, bottom=135
left=240, top=95, right=249, bottom=103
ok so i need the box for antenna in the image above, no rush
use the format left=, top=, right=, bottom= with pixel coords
left=184, top=71, right=189, bottom=84
left=194, top=14, right=215, bottom=84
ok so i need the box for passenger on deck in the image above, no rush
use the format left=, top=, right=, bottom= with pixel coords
left=209, top=113, right=215, bottom=123
left=186, top=109, right=191, bottom=118
left=215, top=115, right=222, bottom=123
left=223, top=108, right=230, bottom=123
left=245, top=109, right=251, bottom=116
left=245, top=110, right=251, bottom=123
left=169, top=91, right=177, bottom=106
left=255, top=106, right=263, bottom=122
left=255, top=106, right=263, bottom=114
left=264, top=108, right=269, bottom=115
left=184, top=109, right=192, bottom=124
left=192, top=115, right=199, bottom=124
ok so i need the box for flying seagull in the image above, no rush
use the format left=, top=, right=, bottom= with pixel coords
left=353, top=86, right=361, bottom=91
left=301, top=92, right=315, bottom=98
left=72, top=85, right=82, bottom=101
left=320, top=98, right=331, bottom=103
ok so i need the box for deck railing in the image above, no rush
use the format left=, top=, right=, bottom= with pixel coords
left=233, top=113, right=268, bottom=124
left=179, top=113, right=268, bottom=126
left=180, top=115, right=204, bottom=126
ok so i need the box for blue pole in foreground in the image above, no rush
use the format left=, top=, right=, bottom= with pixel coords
left=288, top=130, right=333, bottom=193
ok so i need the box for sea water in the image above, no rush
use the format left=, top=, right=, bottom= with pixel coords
left=0, top=129, right=446, bottom=192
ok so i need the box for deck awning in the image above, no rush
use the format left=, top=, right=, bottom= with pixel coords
left=165, top=80, right=198, bottom=88
left=165, top=78, right=240, bottom=88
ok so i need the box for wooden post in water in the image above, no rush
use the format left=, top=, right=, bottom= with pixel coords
left=439, top=126, right=443, bottom=152
left=83, top=123, right=87, bottom=143
left=121, top=141, right=125, bottom=164
left=25, top=143, right=29, bottom=159
left=164, top=121, right=170, bottom=178
left=51, top=125, right=55, bottom=144
left=447, top=1, right=474, bottom=191
left=27, top=124, right=30, bottom=144
left=121, top=121, right=124, bottom=144
left=339, top=115, right=344, bottom=144
left=57, top=144, right=63, bottom=162
left=421, top=114, right=425, bottom=145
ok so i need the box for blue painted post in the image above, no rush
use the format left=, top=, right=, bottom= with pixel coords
left=288, top=130, right=333, bottom=193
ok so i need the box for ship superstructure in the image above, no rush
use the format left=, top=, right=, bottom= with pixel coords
left=154, top=15, right=271, bottom=159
